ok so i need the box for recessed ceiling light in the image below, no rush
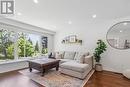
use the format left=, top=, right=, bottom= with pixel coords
left=92, top=14, right=97, bottom=18
left=33, top=0, right=38, bottom=3
left=123, top=22, right=127, bottom=26
left=68, top=21, right=72, bottom=24
left=119, top=30, right=122, bottom=33
left=17, top=12, right=22, bottom=16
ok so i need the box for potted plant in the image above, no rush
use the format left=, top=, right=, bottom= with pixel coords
left=93, top=40, right=107, bottom=71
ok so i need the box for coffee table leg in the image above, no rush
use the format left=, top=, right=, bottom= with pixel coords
left=29, top=68, right=32, bottom=72
left=41, top=69, right=45, bottom=76
left=56, top=65, right=59, bottom=71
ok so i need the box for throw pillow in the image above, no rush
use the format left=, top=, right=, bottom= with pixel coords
left=75, top=52, right=85, bottom=63
left=84, top=55, right=92, bottom=64
left=76, top=56, right=84, bottom=63
left=74, top=52, right=89, bottom=63
left=55, top=52, right=63, bottom=59
left=74, top=52, right=89, bottom=60
left=64, top=51, right=76, bottom=60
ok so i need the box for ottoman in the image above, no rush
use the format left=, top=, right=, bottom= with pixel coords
left=60, top=61, right=91, bottom=79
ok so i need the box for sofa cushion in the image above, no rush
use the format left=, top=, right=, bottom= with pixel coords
left=60, top=61, right=89, bottom=73
left=55, top=51, right=64, bottom=59
left=64, top=51, right=76, bottom=60
left=74, top=52, right=89, bottom=63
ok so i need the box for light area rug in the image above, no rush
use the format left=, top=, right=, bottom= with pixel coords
left=19, top=69, right=94, bottom=87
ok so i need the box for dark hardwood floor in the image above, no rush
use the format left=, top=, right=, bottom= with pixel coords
left=0, top=70, right=130, bottom=87
left=85, top=71, right=130, bottom=87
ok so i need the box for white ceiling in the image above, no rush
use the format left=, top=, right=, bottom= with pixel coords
left=7, top=0, right=130, bottom=31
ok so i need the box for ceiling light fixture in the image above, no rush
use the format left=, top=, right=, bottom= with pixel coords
left=92, top=14, right=97, bottom=18
left=33, top=0, right=38, bottom=4
left=119, top=30, right=122, bottom=33
left=68, top=21, right=72, bottom=24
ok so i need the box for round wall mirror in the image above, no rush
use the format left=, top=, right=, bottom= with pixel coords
left=107, top=21, right=130, bottom=50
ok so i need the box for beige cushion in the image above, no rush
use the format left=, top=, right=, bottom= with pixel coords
left=84, top=55, right=92, bottom=64
left=55, top=54, right=62, bottom=59
left=60, top=61, right=89, bottom=73
left=64, top=51, right=76, bottom=60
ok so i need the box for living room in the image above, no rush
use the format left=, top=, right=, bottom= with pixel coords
left=0, top=0, right=130, bottom=87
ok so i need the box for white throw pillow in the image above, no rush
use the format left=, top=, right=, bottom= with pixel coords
left=64, top=51, right=76, bottom=60
left=74, top=52, right=89, bottom=60
left=74, top=53, right=83, bottom=63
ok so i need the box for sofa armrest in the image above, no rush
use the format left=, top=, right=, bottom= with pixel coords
left=84, top=55, right=93, bottom=68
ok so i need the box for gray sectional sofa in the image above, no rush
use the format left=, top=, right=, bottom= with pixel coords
left=54, top=51, right=93, bottom=79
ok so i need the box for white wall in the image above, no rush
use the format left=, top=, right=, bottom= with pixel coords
left=54, top=17, right=130, bottom=73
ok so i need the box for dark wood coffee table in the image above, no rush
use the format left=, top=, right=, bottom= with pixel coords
left=28, top=58, right=60, bottom=76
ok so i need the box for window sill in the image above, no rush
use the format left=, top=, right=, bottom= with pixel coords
left=0, top=55, right=48, bottom=65
left=0, top=57, right=48, bottom=65
left=0, top=59, right=28, bottom=65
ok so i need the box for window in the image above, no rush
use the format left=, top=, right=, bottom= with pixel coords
left=18, top=33, right=41, bottom=58
left=30, top=34, right=41, bottom=56
left=0, top=28, right=49, bottom=61
left=0, top=29, right=15, bottom=61
left=41, top=36, right=48, bottom=54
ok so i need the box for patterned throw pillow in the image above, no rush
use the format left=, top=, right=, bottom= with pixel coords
left=74, top=52, right=89, bottom=63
